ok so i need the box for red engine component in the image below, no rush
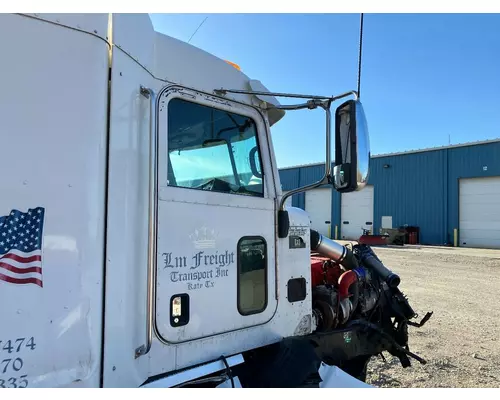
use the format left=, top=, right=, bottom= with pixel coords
left=310, top=254, right=343, bottom=287
left=338, top=270, right=358, bottom=300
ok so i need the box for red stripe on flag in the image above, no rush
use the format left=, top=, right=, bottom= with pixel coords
left=0, top=261, right=42, bottom=275
left=0, top=272, right=43, bottom=287
left=0, top=253, right=41, bottom=263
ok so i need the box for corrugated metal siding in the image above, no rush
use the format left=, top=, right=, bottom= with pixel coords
left=298, top=165, right=328, bottom=211
left=371, top=142, right=500, bottom=244
left=279, top=163, right=329, bottom=189
left=279, top=168, right=302, bottom=208
left=278, top=141, right=500, bottom=246
left=369, top=151, right=446, bottom=244
left=278, top=164, right=331, bottom=211
left=279, top=168, right=300, bottom=191
left=299, top=164, right=326, bottom=185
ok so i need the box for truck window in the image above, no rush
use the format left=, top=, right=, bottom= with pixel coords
left=237, top=237, right=267, bottom=315
left=167, top=98, right=264, bottom=197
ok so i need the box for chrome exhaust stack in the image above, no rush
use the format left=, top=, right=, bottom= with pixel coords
left=310, top=230, right=358, bottom=270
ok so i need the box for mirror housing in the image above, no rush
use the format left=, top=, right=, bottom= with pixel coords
left=249, top=146, right=262, bottom=179
left=332, top=99, right=370, bottom=193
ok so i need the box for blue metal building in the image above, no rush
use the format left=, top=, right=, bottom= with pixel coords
left=279, top=139, right=500, bottom=248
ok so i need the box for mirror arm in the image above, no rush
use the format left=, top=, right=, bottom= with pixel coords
left=267, top=99, right=325, bottom=111
left=214, top=88, right=358, bottom=103
left=321, top=100, right=333, bottom=179
left=213, top=87, right=361, bottom=237
left=279, top=101, right=332, bottom=211
left=270, top=101, right=319, bottom=111
left=213, top=88, right=357, bottom=210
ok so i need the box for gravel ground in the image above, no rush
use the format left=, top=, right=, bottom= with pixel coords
left=361, top=245, right=500, bottom=388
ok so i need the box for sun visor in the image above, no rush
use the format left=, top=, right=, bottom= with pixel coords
left=248, top=79, right=286, bottom=127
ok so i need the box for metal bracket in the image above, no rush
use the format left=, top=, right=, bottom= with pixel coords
left=140, top=85, right=151, bottom=98
left=211, top=88, right=357, bottom=213
left=135, top=344, right=147, bottom=358
left=407, top=311, right=433, bottom=328
left=213, top=88, right=358, bottom=102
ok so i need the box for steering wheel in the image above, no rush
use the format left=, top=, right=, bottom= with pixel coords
left=196, top=178, right=216, bottom=191
left=194, top=178, right=235, bottom=193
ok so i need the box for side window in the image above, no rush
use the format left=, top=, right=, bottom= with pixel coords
left=237, top=237, right=267, bottom=315
left=167, top=98, right=264, bottom=197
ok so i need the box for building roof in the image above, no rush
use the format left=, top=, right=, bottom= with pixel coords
left=371, top=137, right=500, bottom=158
left=278, top=137, right=500, bottom=170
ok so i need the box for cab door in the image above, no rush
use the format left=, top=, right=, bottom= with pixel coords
left=155, top=86, right=277, bottom=343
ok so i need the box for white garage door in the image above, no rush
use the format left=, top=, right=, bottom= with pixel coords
left=459, top=177, right=500, bottom=248
left=341, top=185, right=374, bottom=240
left=305, top=188, right=332, bottom=237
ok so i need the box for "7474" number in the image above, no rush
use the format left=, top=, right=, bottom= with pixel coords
left=0, top=338, right=36, bottom=354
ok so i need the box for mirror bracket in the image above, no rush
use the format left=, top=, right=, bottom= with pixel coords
left=212, top=86, right=362, bottom=238
left=278, top=101, right=332, bottom=214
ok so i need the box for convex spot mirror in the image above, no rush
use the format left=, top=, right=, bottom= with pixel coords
left=249, top=146, right=262, bottom=179
left=332, top=99, right=370, bottom=193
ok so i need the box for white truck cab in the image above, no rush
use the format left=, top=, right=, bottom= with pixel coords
left=0, top=13, right=430, bottom=389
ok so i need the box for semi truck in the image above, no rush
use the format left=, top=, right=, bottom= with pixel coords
left=0, top=13, right=431, bottom=388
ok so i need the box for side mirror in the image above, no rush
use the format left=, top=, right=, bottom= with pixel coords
left=332, top=99, right=370, bottom=192
left=249, top=146, right=262, bottom=179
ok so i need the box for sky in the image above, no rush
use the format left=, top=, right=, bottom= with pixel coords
left=149, top=13, right=500, bottom=168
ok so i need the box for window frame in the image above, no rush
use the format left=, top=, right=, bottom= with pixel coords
left=236, top=235, right=268, bottom=316
left=165, top=96, right=266, bottom=198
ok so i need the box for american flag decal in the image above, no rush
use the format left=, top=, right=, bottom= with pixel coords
left=0, top=207, right=45, bottom=287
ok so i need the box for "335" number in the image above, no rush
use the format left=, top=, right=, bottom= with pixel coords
left=0, top=375, right=28, bottom=388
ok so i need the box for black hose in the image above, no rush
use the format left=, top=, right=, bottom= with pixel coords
left=358, top=245, right=400, bottom=288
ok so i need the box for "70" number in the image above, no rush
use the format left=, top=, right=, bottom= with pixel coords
left=1, top=358, right=24, bottom=374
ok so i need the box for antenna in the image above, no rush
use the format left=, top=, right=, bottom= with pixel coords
left=357, top=13, right=364, bottom=99
left=188, top=16, right=208, bottom=44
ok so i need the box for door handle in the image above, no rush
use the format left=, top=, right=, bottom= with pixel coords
left=135, top=85, right=158, bottom=359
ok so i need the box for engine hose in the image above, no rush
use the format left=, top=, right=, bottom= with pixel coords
left=338, top=270, right=357, bottom=300
left=338, top=270, right=359, bottom=320
left=310, top=230, right=358, bottom=270
left=357, top=245, right=400, bottom=288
